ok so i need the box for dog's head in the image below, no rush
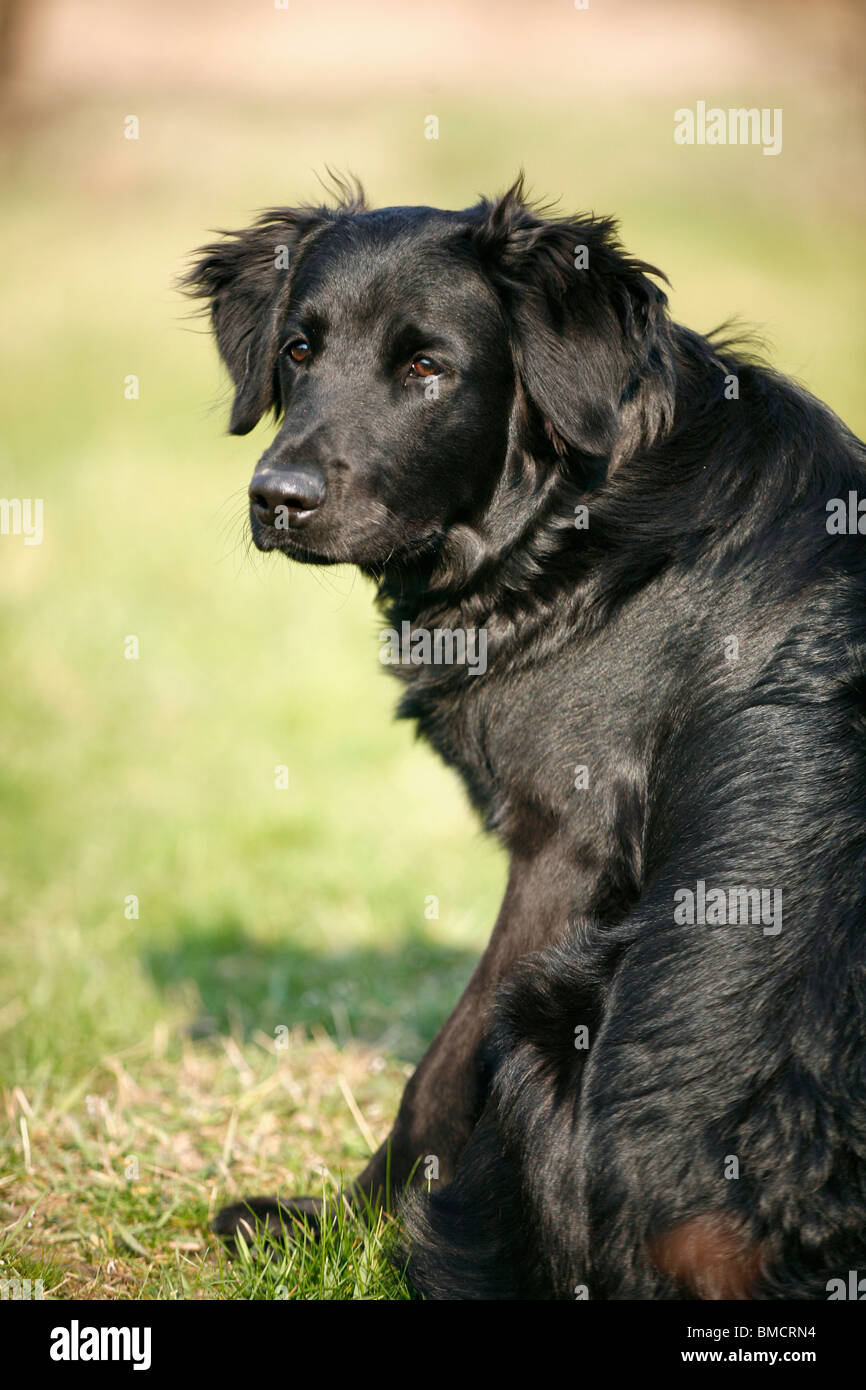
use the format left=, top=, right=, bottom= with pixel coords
left=186, top=177, right=674, bottom=573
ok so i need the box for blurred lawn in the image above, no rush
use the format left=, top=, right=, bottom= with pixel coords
left=0, top=80, right=863, bottom=1297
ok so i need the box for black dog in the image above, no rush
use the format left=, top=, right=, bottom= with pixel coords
left=187, top=177, right=866, bottom=1299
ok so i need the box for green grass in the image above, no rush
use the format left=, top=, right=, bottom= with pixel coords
left=0, top=1027, right=419, bottom=1298
left=0, top=78, right=863, bottom=1299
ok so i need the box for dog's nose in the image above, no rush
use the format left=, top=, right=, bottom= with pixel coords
left=249, top=466, right=327, bottom=525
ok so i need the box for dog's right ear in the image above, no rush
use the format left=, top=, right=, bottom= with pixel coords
left=466, top=178, right=674, bottom=466
left=183, top=209, right=325, bottom=435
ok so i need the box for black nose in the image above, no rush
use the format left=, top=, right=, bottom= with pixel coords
left=249, top=466, right=327, bottom=526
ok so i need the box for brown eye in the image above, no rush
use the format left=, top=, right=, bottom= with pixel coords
left=410, top=354, right=440, bottom=378
left=288, top=340, right=310, bottom=363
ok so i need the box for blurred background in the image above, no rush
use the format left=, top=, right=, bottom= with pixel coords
left=0, top=0, right=863, bottom=1298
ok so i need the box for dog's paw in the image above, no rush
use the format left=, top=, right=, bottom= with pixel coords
left=211, top=1195, right=325, bottom=1251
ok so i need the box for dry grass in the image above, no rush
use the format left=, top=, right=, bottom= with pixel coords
left=1, top=1028, right=411, bottom=1299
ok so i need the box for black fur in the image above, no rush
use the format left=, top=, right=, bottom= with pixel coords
left=187, top=177, right=866, bottom=1299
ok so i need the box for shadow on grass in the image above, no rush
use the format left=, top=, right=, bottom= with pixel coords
left=142, top=917, right=477, bottom=1062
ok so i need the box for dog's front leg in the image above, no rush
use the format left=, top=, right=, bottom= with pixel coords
left=213, top=847, right=575, bottom=1243
left=354, top=850, right=575, bottom=1199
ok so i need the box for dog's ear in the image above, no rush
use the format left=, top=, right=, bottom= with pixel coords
left=469, top=178, right=675, bottom=463
left=183, top=210, right=323, bottom=435
left=184, top=176, right=367, bottom=435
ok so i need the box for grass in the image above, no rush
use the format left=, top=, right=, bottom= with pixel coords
left=0, top=64, right=863, bottom=1298
left=1, top=1027, right=416, bottom=1298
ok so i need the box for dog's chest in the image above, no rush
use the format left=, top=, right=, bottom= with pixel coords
left=403, top=630, right=652, bottom=855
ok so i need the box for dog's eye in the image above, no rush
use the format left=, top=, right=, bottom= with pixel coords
left=408, top=355, right=441, bottom=379
left=285, top=339, right=310, bottom=364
